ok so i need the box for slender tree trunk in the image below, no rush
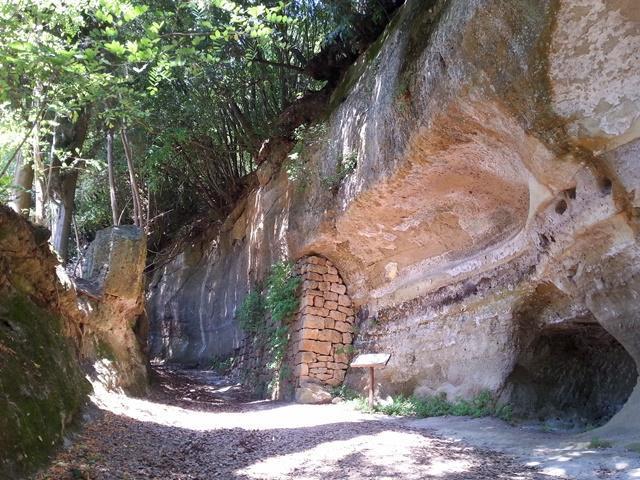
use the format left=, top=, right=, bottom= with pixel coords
left=8, top=151, right=34, bottom=215
left=32, top=120, right=46, bottom=225
left=50, top=170, right=79, bottom=264
left=48, top=108, right=90, bottom=264
left=106, top=129, right=119, bottom=225
left=120, top=128, right=143, bottom=228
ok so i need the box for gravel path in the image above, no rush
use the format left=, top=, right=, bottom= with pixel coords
left=35, top=367, right=551, bottom=480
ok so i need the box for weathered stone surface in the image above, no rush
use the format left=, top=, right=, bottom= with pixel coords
left=147, top=0, right=640, bottom=437
left=295, top=382, right=332, bottom=404
left=79, top=226, right=148, bottom=394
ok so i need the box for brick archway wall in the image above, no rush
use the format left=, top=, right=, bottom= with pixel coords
left=289, top=255, right=355, bottom=389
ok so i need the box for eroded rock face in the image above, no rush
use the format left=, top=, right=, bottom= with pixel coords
left=0, top=210, right=150, bottom=477
left=148, top=0, right=640, bottom=434
left=77, top=226, right=149, bottom=394
left=0, top=206, right=88, bottom=479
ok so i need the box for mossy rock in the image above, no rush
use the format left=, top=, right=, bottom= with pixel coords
left=0, top=292, right=89, bottom=478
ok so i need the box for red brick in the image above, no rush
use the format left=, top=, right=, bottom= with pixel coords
left=318, top=329, right=342, bottom=343
left=330, top=283, right=346, bottom=294
left=342, top=332, right=353, bottom=344
left=307, top=256, right=326, bottom=265
left=305, top=272, right=324, bottom=282
left=324, top=292, right=339, bottom=301
left=313, top=296, right=325, bottom=307
left=324, top=300, right=338, bottom=310
left=303, top=306, right=330, bottom=317
left=334, top=321, right=353, bottom=333
left=338, top=294, right=352, bottom=307
left=338, top=306, right=354, bottom=316
left=329, top=310, right=347, bottom=322
left=307, top=264, right=328, bottom=275
left=301, top=328, right=320, bottom=340
left=303, top=315, right=325, bottom=329
left=323, top=274, right=340, bottom=283
left=295, top=351, right=316, bottom=364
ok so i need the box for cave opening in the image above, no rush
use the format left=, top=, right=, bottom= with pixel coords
left=506, top=320, right=638, bottom=430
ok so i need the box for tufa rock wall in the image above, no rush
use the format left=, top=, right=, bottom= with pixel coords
left=76, top=225, right=149, bottom=395
left=0, top=206, right=88, bottom=479
left=147, top=0, right=640, bottom=436
left=0, top=206, right=148, bottom=478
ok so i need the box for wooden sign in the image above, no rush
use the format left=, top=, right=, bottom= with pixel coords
left=350, top=353, right=391, bottom=369
left=350, top=353, right=391, bottom=408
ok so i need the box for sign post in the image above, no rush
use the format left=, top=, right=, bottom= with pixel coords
left=350, top=353, right=391, bottom=408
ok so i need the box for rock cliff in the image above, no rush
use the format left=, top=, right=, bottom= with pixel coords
left=0, top=206, right=148, bottom=478
left=148, top=0, right=640, bottom=437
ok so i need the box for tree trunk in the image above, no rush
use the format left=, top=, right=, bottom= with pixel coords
left=50, top=170, right=79, bottom=264
left=8, top=151, right=34, bottom=215
left=48, top=108, right=90, bottom=264
left=106, top=129, right=119, bottom=225
left=32, top=120, right=46, bottom=225
left=120, top=129, right=143, bottom=228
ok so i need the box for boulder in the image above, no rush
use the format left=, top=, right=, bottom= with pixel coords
left=295, top=382, right=333, bottom=404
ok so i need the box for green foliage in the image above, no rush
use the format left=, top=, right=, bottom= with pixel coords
left=322, top=150, right=358, bottom=191
left=236, top=261, right=300, bottom=395
left=265, top=261, right=301, bottom=324
left=331, top=384, right=360, bottom=401
left=345, top=390, right=513, bottom=421
left=237, top=290, right=266, bottom=334
left=286, top=122, right=328, bottom=192
left=210, top=355, right=234, bottom=374
left=589, top=437, right=613, bottom=449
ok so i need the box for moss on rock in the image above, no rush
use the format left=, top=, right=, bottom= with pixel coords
left=0, top=293, right=89, bottom=479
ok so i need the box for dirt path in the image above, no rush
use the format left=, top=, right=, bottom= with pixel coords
left=36, top=367, right=551, bottom=480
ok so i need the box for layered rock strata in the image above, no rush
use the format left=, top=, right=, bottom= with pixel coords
left=148, top=0, right=640, bottom=436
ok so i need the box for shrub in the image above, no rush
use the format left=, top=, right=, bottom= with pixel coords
left=236, top=261, right=301, bottom=395
left=322, top=150, right=358, bottom=191
left=589, top=437, right=613, bottom=449
left=236, top=290, right=265, bottom=334
left=346, top=390, right=512, bottom=422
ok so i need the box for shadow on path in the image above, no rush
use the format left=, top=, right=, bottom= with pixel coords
left=34, top=367, right=550, bottom=480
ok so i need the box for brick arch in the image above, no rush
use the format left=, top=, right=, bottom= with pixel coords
left=290, top=255, right=355, bottom=388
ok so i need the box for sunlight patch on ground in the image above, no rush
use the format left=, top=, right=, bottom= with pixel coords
left=237, top=431, right=472, bottom=480
left=89, top=379, right=374, bottom=431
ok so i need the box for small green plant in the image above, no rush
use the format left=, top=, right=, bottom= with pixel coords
left=210, top=355, right=234, bottom=373
left=236, top=261, right=301, bottom=396
left=285, top=123, right=328, bottom=192
left=626, top=442, right=640, bottom=454
left=348, top=390, right=512, bottom=421
left=334, top=344, right=358, bottom=357
left=237, top=290, right=265, bottom=334
left=322, top=150, right=358, bottom=191
left=589, top=437, right=613, bottom=449
left=331, top=385, right=360, bottom=401
left=265, top=261, right=301, bottom=324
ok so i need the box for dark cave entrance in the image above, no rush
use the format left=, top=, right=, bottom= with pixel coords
left=506, top=320, right=638, bottom=429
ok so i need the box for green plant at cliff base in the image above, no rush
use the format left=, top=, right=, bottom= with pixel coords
left=237, top=290, right=266, bottom=334
left=237, top=261, right=301, bottom=395
left=210, top=356, right=234, bottom=374
left=589, top=437, right=613, bottom=449
left=334, top=389, right=513, bottom=422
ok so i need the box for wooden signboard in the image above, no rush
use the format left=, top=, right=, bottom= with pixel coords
left=350, top=353, right=391, bottom=408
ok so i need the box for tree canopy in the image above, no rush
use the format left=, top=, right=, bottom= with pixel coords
left=0, top=0, right=402, bottom=264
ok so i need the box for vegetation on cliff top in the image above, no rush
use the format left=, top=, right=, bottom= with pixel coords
left=0, top=0, right=403, bottom=265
